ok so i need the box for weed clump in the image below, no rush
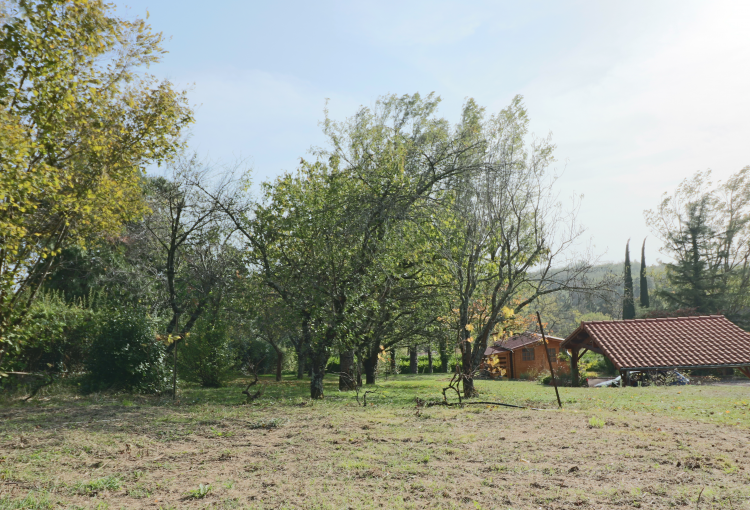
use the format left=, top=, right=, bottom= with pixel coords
left=72, top=475, right=122, bottom=495
left=588, top=417, right=605, bottom=428
left=185, top=483, right=212, bottom=499
left=248, top=417, right=286, bottom=429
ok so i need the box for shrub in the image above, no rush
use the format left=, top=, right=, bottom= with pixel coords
left=3, top=293, right=98, bottom=377
left=231, top=336, right=279, bottom=375
left=398, top=355, right=443, bottom=373
left=85, top=308, right=169, bottom=393
left=179, top=319, right=235, bottom=387
left=541, top=371, right=588, bottom=387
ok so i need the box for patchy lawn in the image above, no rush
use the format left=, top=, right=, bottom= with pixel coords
left=1, top=375, right=749, bottom=509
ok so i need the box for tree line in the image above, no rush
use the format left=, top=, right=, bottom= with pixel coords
left=2, top=0, right=746, bottom=401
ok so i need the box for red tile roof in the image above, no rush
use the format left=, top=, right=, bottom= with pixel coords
left=483, top=332, right=564, bottom=356
left=561, top=315, right=750, bottom=370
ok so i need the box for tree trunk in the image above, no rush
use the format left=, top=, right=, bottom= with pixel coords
left=427, top=344, right=433, bottom=374
left=339, top=349, right=355, bottom=391
left=309, top=348, right=329, bottom=399
left=439, top=338, right=449, bottom=373
left=364, top=348, right=378, bottom=385
left=461, top=338, right=477, bottom=398
left=389, top=348, right=396, bottom=375
left=409, top=345, right=418, bottom=374
left=356, top=351, right=363, bottom=387
left=275, top=352, right=283, bottom=382
left=297, top=354, right=305, bottom=379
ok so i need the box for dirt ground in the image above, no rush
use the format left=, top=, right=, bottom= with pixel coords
left=2, top=398, right=750, bottom=509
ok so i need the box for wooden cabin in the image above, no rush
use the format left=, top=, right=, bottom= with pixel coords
left=481, top=332, right=569, bottom=379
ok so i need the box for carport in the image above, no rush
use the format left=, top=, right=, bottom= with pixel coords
left=560, top=315, right=750, bottom=386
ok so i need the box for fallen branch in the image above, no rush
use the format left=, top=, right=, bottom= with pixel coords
left=442, top=372, right=462, bottom=405
left=424, top=399, right=549, bottom=411
left=23, top=374, right=55, bottom=402
left=337, top=371, right=376, bottom=407
left=242, top=362, right=265, bottom=402
left=362, top=390, right=376, bottom=407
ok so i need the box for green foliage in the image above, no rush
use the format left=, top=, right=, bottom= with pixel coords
left=72, top=475, right=122, bottom=496
left=84, top=308, right=168, bottom=393
left=645, top=167, right=750, bottom=324
left=623, top=241, right=636, bottom=320
left=588, top=417, right=605, bottom=428
left=397, top=355, right=452, bottom=373
left=2, top=293, right=98, bottom=375
left=248, top=417, right=286, bottom=429
left=0, top=491, right=54, bottom=509
left=231, top=336, right=279, bottom=375
left=540, top=372, right=588, bottom=387
left=0, top=0, right=192, bottom=364
left=179, top=319, right=235, bottom=388
left=185, top=484, right=212, bottom=499
left=640, top=239, right=650, bottom=308
left=661, top=198, right=724, bottom=313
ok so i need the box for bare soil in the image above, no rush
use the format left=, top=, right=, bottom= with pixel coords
left=2, top=398, right=750, bottom=509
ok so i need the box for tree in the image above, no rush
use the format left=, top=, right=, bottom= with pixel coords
left=640, top=238, right=650, bottom=308
left=138, top=158, right=240, bottom=341
left=0, top=0, right=192, bottom=370
left=660, top=199, right=723, bottom=313
left=432, top=96, right=608, bottom=397
left=622, top=241, right=636, bottom=320
left=644, top=168, right=750, bottom=322
left=216, top=93, right=497, bottom=399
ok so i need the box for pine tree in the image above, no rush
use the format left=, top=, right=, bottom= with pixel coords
left=660, top=199, right=726, bottom=314
left=623, top=240, right=636, bottom=319
left=640, top=238, right=650, bottom=308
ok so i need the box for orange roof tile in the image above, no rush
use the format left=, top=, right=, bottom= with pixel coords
left=561, top=315, right=750, bottom=370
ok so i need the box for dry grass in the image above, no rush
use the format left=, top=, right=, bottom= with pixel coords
left=1, top=374, right=749, bottom=509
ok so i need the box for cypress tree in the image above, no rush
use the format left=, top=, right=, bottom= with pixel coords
left=623, top=240, right=636, bottom=319
left=640, top=238, right=650, bottom=308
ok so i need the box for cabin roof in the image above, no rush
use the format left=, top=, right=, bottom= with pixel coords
left=560, top=315, right=750, bottom=370
left=483, top=332, right=564, bottom=356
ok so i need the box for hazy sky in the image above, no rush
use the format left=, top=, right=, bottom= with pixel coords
left=124, top=0, right=750, bottom=264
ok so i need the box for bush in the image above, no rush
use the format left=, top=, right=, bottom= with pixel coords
left=2, top=293, right=98, bottom=377
left=398, top=355, right=443, bottom=373
left=541, top=371, right=588, bottom=387
left=231, top=336, right=280, bottom=375
left=85, top=308, right=169, bottom=393
left=179, top=319, right=235, bottom=388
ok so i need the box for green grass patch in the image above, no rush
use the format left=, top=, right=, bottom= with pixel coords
left=185, top=483, right=212, bottom=499
left=72, top=474, right=122, bottom=495
left=589, top=416, right=606, bottom=428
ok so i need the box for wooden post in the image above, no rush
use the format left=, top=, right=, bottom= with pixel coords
left=570, top=348, right=580, bottom=387
left=172, top=336, right=178, bottom=400
left=536, top=312, right=562, bottom=409
left=738, top=367, right=750, bottom=380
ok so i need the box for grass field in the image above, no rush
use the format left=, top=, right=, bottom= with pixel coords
left=1, top=374, right=750, bottom=509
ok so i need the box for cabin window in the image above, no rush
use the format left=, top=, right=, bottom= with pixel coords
left=547, top=348, right=556, bottom=359
left=522, top=348, right=535, bottom=361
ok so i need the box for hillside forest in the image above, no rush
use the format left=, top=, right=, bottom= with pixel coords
left=2, top=0, right=750, bottom=400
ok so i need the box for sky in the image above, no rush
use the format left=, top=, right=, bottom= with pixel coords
left=122, top=0, right=750, bottom=264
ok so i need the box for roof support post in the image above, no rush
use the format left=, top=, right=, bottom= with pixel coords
left=570, top=348, right=581, bottom=387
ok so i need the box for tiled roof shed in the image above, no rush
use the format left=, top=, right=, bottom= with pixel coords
left=560, top=315, right=750, bottom=373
